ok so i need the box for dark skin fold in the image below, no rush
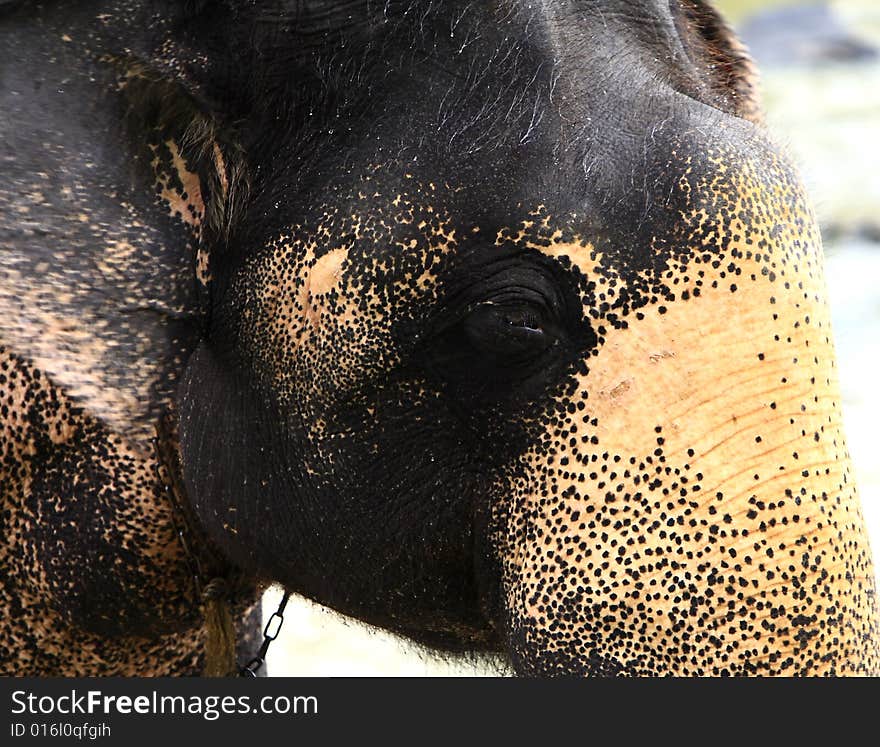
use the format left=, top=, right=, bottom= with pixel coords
left=1, top=1, right=877, bottom=675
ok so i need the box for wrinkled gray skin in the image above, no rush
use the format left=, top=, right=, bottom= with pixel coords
left=1, top=0, right=878, bottom=676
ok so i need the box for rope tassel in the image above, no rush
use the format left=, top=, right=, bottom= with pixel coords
left=202, top=578, right=236, bottom=677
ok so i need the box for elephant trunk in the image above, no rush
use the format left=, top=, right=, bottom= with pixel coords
left=490, top=153, right=880, bottom=676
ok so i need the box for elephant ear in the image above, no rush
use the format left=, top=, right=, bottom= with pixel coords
left=0, top=26, right=243, bottom=447
left=673, top=0, right=764, bottom=123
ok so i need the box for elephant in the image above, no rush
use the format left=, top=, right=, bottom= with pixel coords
left=1, top=0, right=878, bottom=677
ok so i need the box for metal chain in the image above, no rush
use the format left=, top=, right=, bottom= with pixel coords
left=239, top=590, right=292, bottom=677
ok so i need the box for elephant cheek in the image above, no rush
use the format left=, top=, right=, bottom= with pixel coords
left=493, top=242, right=880, bottom=676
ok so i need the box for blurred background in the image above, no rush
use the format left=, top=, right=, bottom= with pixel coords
left=264, top=0, right=880, bottom=675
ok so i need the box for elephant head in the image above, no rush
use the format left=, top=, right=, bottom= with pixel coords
left=2, top=0, right=878, bottom=676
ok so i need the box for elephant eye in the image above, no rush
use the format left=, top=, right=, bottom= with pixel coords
left=461, top=302, right=557, bottom=362
left=416, top=263, right=582, bottom=393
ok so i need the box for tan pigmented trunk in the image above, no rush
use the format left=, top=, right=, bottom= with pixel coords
left=500, top=158, right=880, bottom=676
